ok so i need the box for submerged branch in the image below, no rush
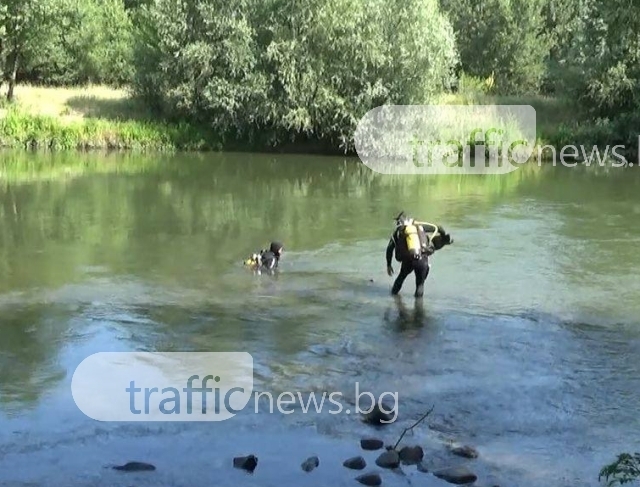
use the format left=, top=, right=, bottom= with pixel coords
left=392, top=405, right=434, bottom=450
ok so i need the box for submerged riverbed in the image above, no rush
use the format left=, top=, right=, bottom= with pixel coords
left=0, top=150, right=639, bottom=487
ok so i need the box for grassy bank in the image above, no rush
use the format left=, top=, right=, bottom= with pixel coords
left=0, top=85, right=221, bottom=152
left=0, top=84, right=584, bottom=154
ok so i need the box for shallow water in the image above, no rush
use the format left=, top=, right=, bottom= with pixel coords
left=0, top=151, right=639, bottom=486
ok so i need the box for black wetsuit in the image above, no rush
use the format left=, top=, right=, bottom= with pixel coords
left=386, top=225, right=434, bottom=298
left=249, top=242, right=282, bottom=273
left=258, top=250, right=279, bottom=271
left=386, top=222, right=452, bottom=297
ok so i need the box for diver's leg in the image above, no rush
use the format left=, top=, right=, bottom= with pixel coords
left=391, top=260, right=412, bottom=295
left=414, top=257, right=430, bottom=298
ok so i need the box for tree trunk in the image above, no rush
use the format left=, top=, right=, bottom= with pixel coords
left=6, top=49, right=19, bottom=102
left=0, top=37, right=4, bottom=93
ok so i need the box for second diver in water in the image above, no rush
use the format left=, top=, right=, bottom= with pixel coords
left=244, top=241, right=284, bottom=275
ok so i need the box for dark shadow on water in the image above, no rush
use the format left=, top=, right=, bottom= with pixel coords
left=383, top=295, right=432, bottom=332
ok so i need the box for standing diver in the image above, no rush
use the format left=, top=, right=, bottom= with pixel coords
left=244, top=241, right=284, bottom=275
left=385, top=212, right=453, bottom=298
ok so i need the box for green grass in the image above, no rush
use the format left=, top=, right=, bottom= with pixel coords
left=0, top=104, right=222, bottom=152
left=0, top=107, right=222, bottom=151
left=0, top=84, right=221, bottom=152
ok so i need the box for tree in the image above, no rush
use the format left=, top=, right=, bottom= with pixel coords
left=440, top=0, right=552, bottom=95
left=0, top=0, right=56, bottom=100
left=131, top=0, right=458, bottom=152
left=541, top=0, right=587, bottom=95
left=22, top=0, right=134, bottom=86
left=131, top=0, right=262, bottom=131
left=576, top=0, right=640, bottom=116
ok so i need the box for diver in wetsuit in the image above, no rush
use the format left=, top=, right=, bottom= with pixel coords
left=244, top=241, right=284, bottom=274
left=385, top=213, right=453, bottom=298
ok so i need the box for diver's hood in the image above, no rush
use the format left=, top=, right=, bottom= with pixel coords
left=269, top=241, right=283, bottom=253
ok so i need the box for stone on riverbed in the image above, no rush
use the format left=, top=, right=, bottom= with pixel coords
left=112, top=461, right=156, bottom=472
left=362, top=404, right=396, bottom=425
left=343, top=456, right=367, bottom=470
left=355, top=472, right=382, bottom=486
left=360, top=437, right=384, bottom=451
left=233, top=454, right=258, bottom=473
left=433, top=466, right=478, bottom=485
left=398, top=445, right=424, bottom=465
left=451, top=445, right=479, bottom=459
left=301, top=456, right=319, bottom=472
left=375, top=450, right=400, bottom=469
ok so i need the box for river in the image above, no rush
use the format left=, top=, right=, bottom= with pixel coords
left=0, top=150, right=639, bottom=487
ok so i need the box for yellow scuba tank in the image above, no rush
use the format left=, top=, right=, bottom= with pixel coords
left=403, top=223, right=422, bottom=258
left=394, top=212, right=429, bottom=261
left=244, top=253, right=261, bottom=267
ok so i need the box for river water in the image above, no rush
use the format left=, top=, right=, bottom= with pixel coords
left=0, top=150, right=639, bottom=487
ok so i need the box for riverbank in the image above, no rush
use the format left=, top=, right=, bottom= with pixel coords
left=0, top=84, right=600, bottom=156
left=0, top=85, right=221, bottom=152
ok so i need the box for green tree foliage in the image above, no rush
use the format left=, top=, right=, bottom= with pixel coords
left=542, top=0, right=640, bottom=151
left=4, top=0, right=640, bottom=154
left=0, top=0, right=132, bottom=94
left=22, top=0, right=134, bottom=86
left=124, top=0, right=151, bottom=9
left=132, top=0, right=263, bottom=131
left=541, top=0, right=587, bottom=95
left=576, top=0, right=640, bottom=116
left=0, top=0, right=57, bottom=99
left=440, top=0, right=552, bottom=95
left=131, top=0, right=458, bottom=152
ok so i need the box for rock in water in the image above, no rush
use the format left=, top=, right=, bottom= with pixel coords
left=433, top=466, right=478, bottom=485
left=343, top=456, right=367, bottom=470
left=375, top=450, right=400, bottom=469
left=355, top=472, right=382, bottom=486
left=301, top=456, right=319, bottom=472
left=417, top=461, right=430, bottom=473
left=451, top=445, right=479, bottom=459
left=362, top=404, right=396, bottom=425
left=233, top=454, right=258, bottom=473
left=398, top=445, right=424, bottom=465
left=112, top=461, right=156, bottom=472
left=360, top=438, right=384, bottom=451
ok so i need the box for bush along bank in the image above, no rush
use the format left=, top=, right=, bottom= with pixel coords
left=0, top=105, right=370, bottom=155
